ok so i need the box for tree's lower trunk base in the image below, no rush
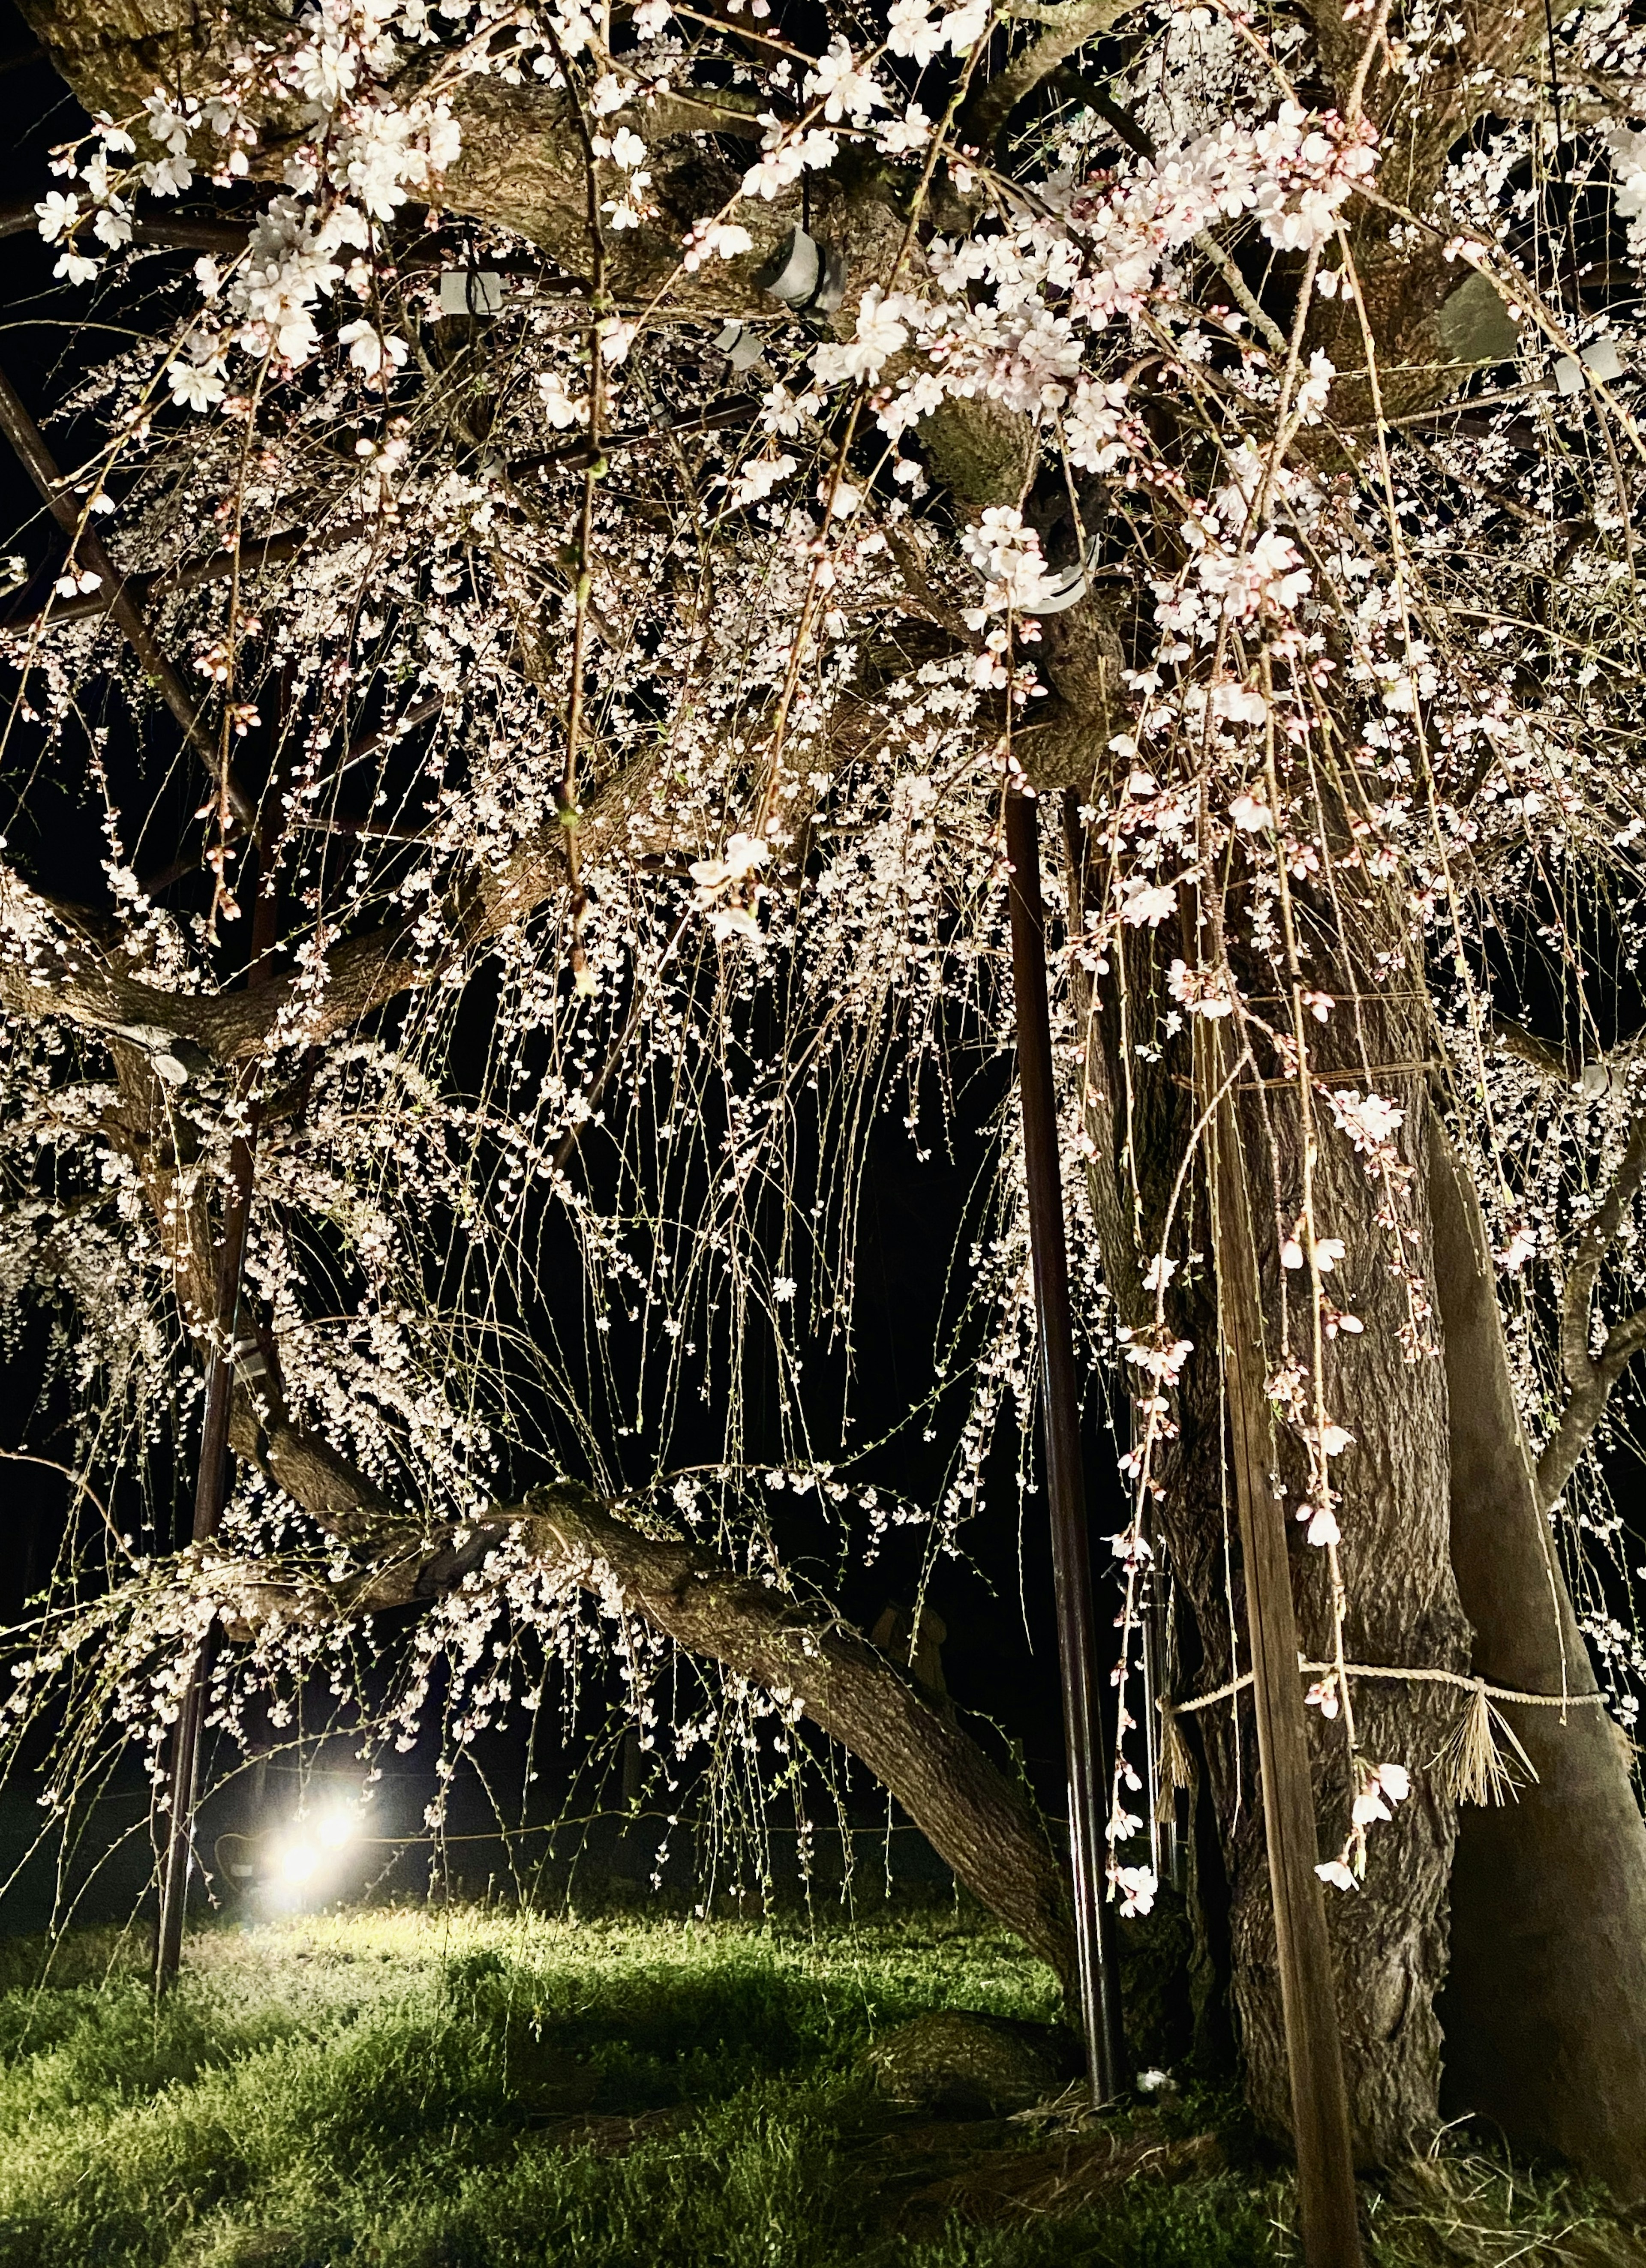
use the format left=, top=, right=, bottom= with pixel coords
left=1431, top=1126, right=1646, bottom=2204
left=1441, top=1716, right=1646, bottom=2202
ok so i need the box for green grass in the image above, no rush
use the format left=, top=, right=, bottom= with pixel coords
left=0, top=1905, right=1637, bottom=2267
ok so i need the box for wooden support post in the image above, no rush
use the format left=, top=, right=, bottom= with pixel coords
left=1206, top=1032, right=1363, bottom=2268
left=1005, top=791, right=1127, bottom=2103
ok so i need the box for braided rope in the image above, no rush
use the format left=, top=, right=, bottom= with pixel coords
left=1165, top=1660, right=1609, bottom=1718
left=1157, top=1660, right=1610, bottom=1807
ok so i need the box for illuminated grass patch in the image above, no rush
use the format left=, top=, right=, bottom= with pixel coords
left=0, top=1910, right=1633, bottom=2267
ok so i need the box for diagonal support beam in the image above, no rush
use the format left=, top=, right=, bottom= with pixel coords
left=1204, top=1023, right=1363, bottom=2268
left=151, top=1102, right=258, bottom=1990
left=153, top=823, right=283, bottom=1989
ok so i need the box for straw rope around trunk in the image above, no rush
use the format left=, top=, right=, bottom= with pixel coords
left=1157, top=1660, right=1612, bottom=1809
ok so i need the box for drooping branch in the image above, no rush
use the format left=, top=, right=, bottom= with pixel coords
left=216, top=1468, right=1080, bottom=1991
left=520, top=1482, right=1078, bottom=1990
left=0, top=364, right=257, bottom=831
left=0, top=742, right=663, bottom=1065
left=78, top=1038, right=1081, bottom=1994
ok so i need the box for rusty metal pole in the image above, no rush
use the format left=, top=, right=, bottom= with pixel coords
left=1004, top=791, right=1126, bottom=2103
left=153, top=1113, right=258, bottom=1990
left=1206, top=1026, right=1363, bottom=2268
left=153, top=834, right=281, bottom=1990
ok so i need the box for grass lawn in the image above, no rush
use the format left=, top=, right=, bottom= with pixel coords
left=0, top=1902, right=1638, bottom=2266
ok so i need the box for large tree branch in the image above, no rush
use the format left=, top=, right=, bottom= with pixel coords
left=1560, top=1117, right=1646, bottom=1378
left=222, top=1477, right=1078, bottom=1993
left=518, top=1481, right=1077, bottom=1989
left=15, top=0, right=794, bottom=314
left=20, top=0, right=1597, bottom=474
left=961, top=0, right=1144, bottom=150
left=1490, top=1016, right=1578, bottom=1084
left=1535, top=1342, right=1636, bottom=1513
left=0, top=196, right=250, bottom=253
left=1309, top=0, right=1589, bottom=211
left=0, top=740, right=673, bottom=1064
left=75, top=975, right=1084, bottom=1993
left=0, top=592, right=971, bottom=1068
left=3, top=516, right=373, bottom=637
left=136, top=1179, right=1079, bottom=1979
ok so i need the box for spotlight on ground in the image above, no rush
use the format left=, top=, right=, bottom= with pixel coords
left=279, top=1838, right=318, bottom=1885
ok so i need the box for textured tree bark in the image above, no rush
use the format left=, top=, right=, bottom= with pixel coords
left=1206, top=1045, right=1362, bottom=2266
left=12, top=0, right=798, bottom=311
left=1179, top=1068, right=1469, bottom=2165
left=1428, top=1122, right=1646, bottom=2204
left=1099, top=966, right=1471, bottom=2167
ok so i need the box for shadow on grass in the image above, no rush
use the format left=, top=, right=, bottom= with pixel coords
left=0, top=1903, right=1637, bottom=2268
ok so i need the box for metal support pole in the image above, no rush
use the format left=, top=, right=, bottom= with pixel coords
left=153, top=1115, right=257, bottom=1990
left=153, top=852, right=280, bottom=1991
left=1004, top=791, right=1126, bottom=2103
left=1206, top=1026, right=1362, bottom=2268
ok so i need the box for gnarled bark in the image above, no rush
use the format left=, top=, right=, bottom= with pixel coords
left=1429, top=1121, right=1646, bottom=2204
left=1166, top=1041, right=1471, bottom=2168
left=1072, top=899, right=1472, bottom=2163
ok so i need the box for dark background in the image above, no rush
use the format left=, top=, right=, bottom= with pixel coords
left=0, top=14, right=1136, bottom=1936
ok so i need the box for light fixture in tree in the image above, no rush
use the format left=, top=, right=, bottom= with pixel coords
left=437, top=270, right=505, bottom=318
left=1554, top=335, right=1624, bottom=395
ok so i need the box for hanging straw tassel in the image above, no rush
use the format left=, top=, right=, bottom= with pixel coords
left=1438, top=1679, right=1540, bottom=1806
left=1155, top=1696, right=1195, bottom=1818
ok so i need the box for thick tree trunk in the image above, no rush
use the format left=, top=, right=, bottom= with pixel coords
left=1144, top=1002, right=1472, bottom=2166
left=1188, top=1061, right=1469, bottom=2159
left=1428, top=1123, right=1646, bottom=2202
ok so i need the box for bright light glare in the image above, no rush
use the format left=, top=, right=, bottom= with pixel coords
left=279, top=1839, right=318, bottom=1884
left=316, top=1811, right=354, bottom=1851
